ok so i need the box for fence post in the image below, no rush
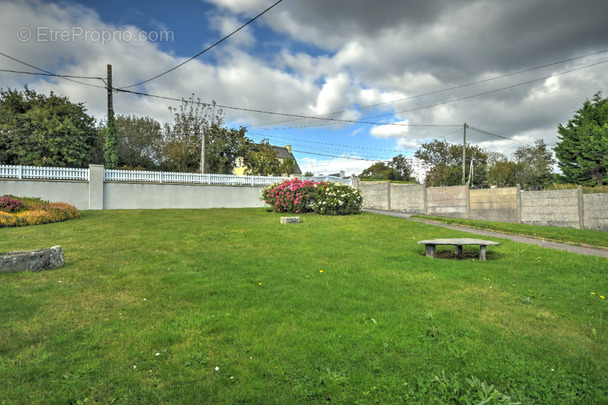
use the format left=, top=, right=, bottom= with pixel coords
left=18, top=165, right=23, bottom=179
left=578, top=185, right=584, bottom=229
left=516, top=184, right=522, bottom=223
left=88, top=164, right=105, bottom=210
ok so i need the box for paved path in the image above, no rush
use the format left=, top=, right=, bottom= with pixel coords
left=364, top=209, right=608, bottom=258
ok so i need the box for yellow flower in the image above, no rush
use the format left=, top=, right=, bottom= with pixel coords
left=258, top=282, right=262, bottom=285
left=319, top=270, right=323, bottom=273
left=601, top=296, right=605, bottom=299
left=591, top=292, right=596, bottom=295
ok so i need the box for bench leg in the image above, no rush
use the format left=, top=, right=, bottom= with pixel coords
left=425, top=244, right=436, bottom=258
left=480, top=245, right=487, bottom=260
left=455, top=245, right=463, bottom=256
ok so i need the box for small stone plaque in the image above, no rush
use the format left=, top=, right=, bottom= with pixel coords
left=280, top=217, right=301, bottom=224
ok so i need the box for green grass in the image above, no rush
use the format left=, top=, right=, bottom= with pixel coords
left=413, top=215, right=608, bottom=249
left=1, top=209, right=607, bottom=404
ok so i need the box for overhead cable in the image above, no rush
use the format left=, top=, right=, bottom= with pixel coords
left=118, top=0, right=284, bottom=89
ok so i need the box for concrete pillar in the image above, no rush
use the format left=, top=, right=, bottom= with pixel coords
left=88, top=164, right=104, bottom=210
left=386, top=181, right=391, bottom=211
left=578, top=185, right=584, bottom=229
left=516, top=184, right=522, bottom=223
left=422, top=183, right=428, bottom=214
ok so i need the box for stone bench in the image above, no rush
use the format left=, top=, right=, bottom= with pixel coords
left=417, top=238, right=500, bottom=260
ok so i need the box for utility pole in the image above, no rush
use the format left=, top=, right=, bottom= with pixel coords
left=462, top=123, right=467, bottom=185
left=107, top=64, right=113, bottom=116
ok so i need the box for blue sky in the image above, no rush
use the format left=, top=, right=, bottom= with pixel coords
left=1, top=0, right=608, bottom=177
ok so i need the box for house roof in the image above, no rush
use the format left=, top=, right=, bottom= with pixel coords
left=271, top=145, right=302, bottom=175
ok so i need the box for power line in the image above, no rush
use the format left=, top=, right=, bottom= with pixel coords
left=114, top=87, right=461, bottom=128
left=467, top=125, right=534, bottom=147
left=251, top=48, right=608, bottom=128
left=0, top=52, right=106, bottom=89
left=363, top=58, right=608, bottom=121
left=118, top=0, right=284, bottom=89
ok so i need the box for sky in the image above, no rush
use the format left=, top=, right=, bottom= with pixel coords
left=1, top=0, right=607, bottom=178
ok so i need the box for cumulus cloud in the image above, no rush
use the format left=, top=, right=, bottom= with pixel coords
left=1, top=0, right=607, bottom=175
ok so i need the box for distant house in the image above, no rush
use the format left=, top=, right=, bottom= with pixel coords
left=233, top=144, right=302, bottom=176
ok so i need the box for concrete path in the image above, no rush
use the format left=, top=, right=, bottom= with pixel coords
left=364, top=209, right=608, bottom=258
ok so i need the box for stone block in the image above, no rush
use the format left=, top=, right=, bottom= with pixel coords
left=0, top=246, right=65, bottom=273
left=280, top=216, right=301, bottom=224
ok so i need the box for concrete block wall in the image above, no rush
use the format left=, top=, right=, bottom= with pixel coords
left=389, top=184, right=426, bottom=213
left=426, top=186, right=468, bottom=218
left=359, top=182, right=391, bottom=210
left=583, top=193, right=608, bottom=231
left=520, top=188, right=581, bottom=228
left=469, top=187, right=519, bottom=223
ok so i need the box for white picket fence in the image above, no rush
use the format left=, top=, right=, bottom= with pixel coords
left=0, top=165, right=89, bottom=181
left=0, top=165, right=352, bottom=186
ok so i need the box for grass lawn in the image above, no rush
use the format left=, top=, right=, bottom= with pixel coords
left=412, top=215, right=608, bottom=249
left=1, top=208, right=607, bottom=404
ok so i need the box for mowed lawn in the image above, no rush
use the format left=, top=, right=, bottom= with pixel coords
left=1, top=209, right=607, bottom=404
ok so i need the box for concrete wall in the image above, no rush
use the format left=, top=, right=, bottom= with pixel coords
left=583, top=193, right=608, bottom=231
left=426, top=186, right=468, bottom=218
left=390, top=184, right=426, bottom=213
left=359, top=181, right=608, bottom=231
left=0, top=178, right=265, bottom=210
left=103, top=182, right=265, bottom=209
left=359, top=182, right=391, bottom=210
left=520, top=188, right=581, bottom=228
left=0, top=179, right=90, bottom=210
left=469, top=187, right=519, bottom=223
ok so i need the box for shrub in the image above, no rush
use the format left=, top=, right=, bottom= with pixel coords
left=0, top=195, right=24, bottom=213
left=312, top=182, right=363, bottom=215
left=262, top=178, right=362, bottom=215
left=0, top=198, right=80, bottom=228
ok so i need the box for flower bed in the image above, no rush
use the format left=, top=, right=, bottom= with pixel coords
left=0, top=196, right=80, bottom=227
left=261, top=178, right=362, bottom=215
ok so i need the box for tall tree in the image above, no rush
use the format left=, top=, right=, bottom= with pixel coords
left=0, top=87, right=97, bottom=167
left=513, top=139, right=555, bottom=189
left=555, top=92, right=608, bottom=185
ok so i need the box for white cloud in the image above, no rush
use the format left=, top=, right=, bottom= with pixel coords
left=370, top=121, right=409, bottom=138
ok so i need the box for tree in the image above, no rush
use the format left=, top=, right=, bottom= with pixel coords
left=513, top=139, right=555, bottom=189
left=414, top=140, right=488, bottom=187
left=243, top=140, right=283, bottom=176
left=303, top=171, right=314, bottom=177
left=0, top=87, right=97, bottom=167
left=486, top=152, right=517, bottom=188
left=205, top=125, right=249, bottom=174
left=359, top=155, right=415, bottom=181
left=555, top=92, right=608, bottom=186
left=160, top=96, right=225, bottom=172
left=388, top=154, right=415, bottom=181
left=113, top=114, right=164, bottom=170
left=359, top=162, right=393, bottom=180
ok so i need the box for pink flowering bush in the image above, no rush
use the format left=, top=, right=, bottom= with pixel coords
left=261, top=178, right=362, bottom=215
